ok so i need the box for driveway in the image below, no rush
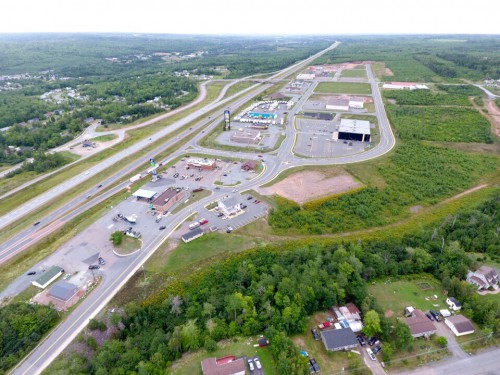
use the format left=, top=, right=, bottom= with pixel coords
left=434, top=320, right=468, bottom=359
left=360, top=347, right=386, bottom=375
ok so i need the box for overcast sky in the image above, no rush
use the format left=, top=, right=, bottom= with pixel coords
left=1, top=0, right=499, bottom=35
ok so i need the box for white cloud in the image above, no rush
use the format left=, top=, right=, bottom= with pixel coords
left=1, top=0, right=499, bottom=34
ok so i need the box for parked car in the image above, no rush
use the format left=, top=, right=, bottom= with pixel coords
left=311, top=328, right=321, bottom=341
left=89, top=265, right=100, bottom=270
left=254, top=357, right=262, bottom=370
left=357, top=335, right=367, bottom=346
left=173, top=173, right=179, bottom=178
left=27, top=271, right=36, bottom=276
left=199, top=218, right=209, bottom=225
left=98, top=257, right=106, bottom=265
left=368, top=337, right=378, bottom=346
left=255, top=200, right=261, bottom=204
left=366, top=348, right=377, bottom=361
left=425, top=312, right=435, bottom=321
left=247, top=359, right=254, bottom=372
left=247, top=196, right=253, bottom=200
left=241, top=204, right=247, bottom=209
left=159, top=226, right=166, bottom=230
left=217, top=212, right=224, bottom=217
left=310, top=358, right=320, bottom=372
left=430, top=310, right=442, bottom=322
left=373, top=345, right=382, bottom=354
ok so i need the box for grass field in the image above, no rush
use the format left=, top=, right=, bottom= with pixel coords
left=170, top=337, right=277, bottom=375
left=90, top=134, right=118, bottom=142
left=315, top=82, right=372, bottom=95
left=147, top=232, right=259, bottom=275
left=341, top=69, right=367, bottom=78
left=369, top=276, right=445, bottom=316
left=114, top=236, right=141, bottom=255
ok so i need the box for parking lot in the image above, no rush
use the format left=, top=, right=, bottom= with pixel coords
left=294, top=118, right=367, bottom=157
left=175, top=193, right=268, bottom=237
left=215, top=124, right=284, bottom=150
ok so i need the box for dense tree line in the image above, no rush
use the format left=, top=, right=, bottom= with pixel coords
left=436, top=52, right=500, bottom=80
left=5, top=152, right=71, bottom=177
left=0, top=303, right=59, bottom=373
left=413, top=53, right=458, bottom=78
left=45, top=193, right=499, bottom=374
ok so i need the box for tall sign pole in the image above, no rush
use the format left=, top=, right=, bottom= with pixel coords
left=224, top=109, right=231, bottom=131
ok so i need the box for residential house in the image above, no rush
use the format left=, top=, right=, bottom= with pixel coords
left=446, top=297, right=462, bottom=311
left=404, top=309, right=437, bottom=338
left=321, top=328, right=358, bottom=351
left=218, top=197, right=241, bottom=217
left=201, top=356, right=246, bottom=375
left=445, top=315, right=475, bottom=336
left=466, top=266, right=499, bottom=290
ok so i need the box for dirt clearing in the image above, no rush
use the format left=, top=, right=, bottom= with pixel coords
left=257, top=170, right=362, bottom=205
left=486, top=99, right=500, bottom=137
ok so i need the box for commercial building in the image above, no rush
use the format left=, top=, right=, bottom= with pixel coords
left=404, top=309, right=437, bottom=338
left=248, top=112, right=277, bottom=119
left=32, top=266, right=64, bottom=289
left=230, top=129, right=261, bottom=144
left=48, top=281, right=79, bottom=302
left=241, top=160, right=259, bottom=172
left=326, top=98, right=349, bottom=111
left=218, top=197, right=241, bottom=217
left=382, top=82, right=429, bottom=90
left=152, top=188, right=184, bottom=213
left=348, top=98, right=364, bottom=109
left=201, top=356, right=246, bottom=375
left=297, top=73, right=315, bottom=80
left=181, top=227, right=204, bottom=243
left=187, top=158, right=217, bottom=171
left=338, top=119, right=371, bottom=142
left=132, top=188, right=157, bottom=201
left=321, top=328, right=358, bottom=352
left=445, top=315, right=475, bottom=336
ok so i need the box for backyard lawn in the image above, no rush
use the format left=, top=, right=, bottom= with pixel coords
left=368, top=276, right=446, bottom=317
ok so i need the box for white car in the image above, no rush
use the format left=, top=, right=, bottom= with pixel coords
left=248, top=359, right=254, bottom=371
left=367, top=348, right=377, bottom=361
left=254, top=357, right=262, bottom=370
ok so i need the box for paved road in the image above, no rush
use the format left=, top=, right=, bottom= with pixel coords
left=10, top=42, right=341, bottom=375
left=393, top=347, right=500, bottom=375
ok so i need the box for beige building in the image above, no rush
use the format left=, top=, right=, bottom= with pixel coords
left=152, top=188, right=184, bottom=213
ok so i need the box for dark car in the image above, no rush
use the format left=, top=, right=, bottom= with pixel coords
left=373, top=345, right=382, bottom=355
left=27, top=271, right=36, bottom=276
left=357, top=335, right=366, bottom=346
left=241, top=204, right=247, bottom=209
left=425, top=312, right=435, bottom=321
left=89, top=265, right=100, bottom=270
left=98, top=257, right=106, bottom=265
left=97, top=184, right=103, bottom=188
left=159, top=226, right=166, bottom=230
left=311, top=328, right=320, bottom=341
left=33, top=221, right=41, bottom=226
left=368, top=337, right=378, bottom=346
left=247, top=196, right=253, bottom=200
left=217, top=212, right=224, bottom=217
left=310, top=358, right=320, bottom=372
left=430, top=310, right=442, bottom=322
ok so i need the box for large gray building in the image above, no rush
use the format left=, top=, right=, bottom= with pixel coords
left=338, top=119, right=371, bottom=142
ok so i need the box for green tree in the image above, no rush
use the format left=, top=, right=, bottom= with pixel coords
left=436, top=336, right=448, bottom=347
left=110, top=230, right=123, bottom=245
left=363, top=310, right=382, bottom=338
left=181, top=320, right=201, bottom=351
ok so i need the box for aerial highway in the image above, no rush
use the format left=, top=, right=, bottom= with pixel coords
left=10, top=42, right=343, bottom=375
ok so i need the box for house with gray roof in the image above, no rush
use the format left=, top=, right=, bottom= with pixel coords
left=321, top=328, right=358, bottom=351
left=48, top=281, right=79, bottom=302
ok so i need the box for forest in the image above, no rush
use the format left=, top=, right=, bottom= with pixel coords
left=0, top=303, right=59, bottom=373
left=43, top=193, right=499, bottom=374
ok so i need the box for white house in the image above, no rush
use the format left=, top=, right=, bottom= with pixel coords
left=446, top=297, right=462, bottom=311
left=445, top=315, right=475, bottom=336
left=218, top=197, right=241, bottom=217
left=467, top=266, right=499, bottom=290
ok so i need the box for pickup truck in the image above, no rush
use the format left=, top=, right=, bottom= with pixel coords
left=318, top=322, right=331, bottom=330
